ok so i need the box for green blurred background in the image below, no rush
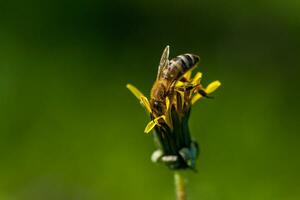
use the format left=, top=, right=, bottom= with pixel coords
left=0, top=0, right=299, bottom=199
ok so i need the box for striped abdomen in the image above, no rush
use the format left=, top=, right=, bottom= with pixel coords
left=162, top=54, right=200, bottom=81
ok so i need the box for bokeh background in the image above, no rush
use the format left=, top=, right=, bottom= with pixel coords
left=0, top=0, right=299, bottom=200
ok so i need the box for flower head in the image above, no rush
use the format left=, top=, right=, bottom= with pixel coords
left=126, top=46, right=221, bottom=170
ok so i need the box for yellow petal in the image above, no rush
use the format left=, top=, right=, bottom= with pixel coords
left=164, top=97, right=172, bottom=129
left=140, top=96, right=152, bottom=113
left=184, top=70, right=192, bottom=80
left=191, top=72, right=202, bottom=85
left=175, top=81, right=185, bottom=87
left=144, top=115, right=165, bottom=134
left=126, top=84, right=145, bottom=100
left=144, top=120, right=156, bottom=134
left=166, top=97, right=170, bottom=111
left=127, top=84, right=152, bottom=113
left=205, top=81, right=221, bottom=94
left=191, top=93, right=202, bottom=105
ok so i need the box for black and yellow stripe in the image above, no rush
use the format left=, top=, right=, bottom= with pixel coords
left=163, top=54, right=200, bottom=81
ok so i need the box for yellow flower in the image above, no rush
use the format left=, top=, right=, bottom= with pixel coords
left=127, top=73, right=221, bottom=134
left=126, top=46, right=221, bottom=170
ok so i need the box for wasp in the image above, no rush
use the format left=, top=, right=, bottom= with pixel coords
left=150, top=46, right=202, bottom=117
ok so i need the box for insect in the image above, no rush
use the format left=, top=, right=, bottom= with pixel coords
left=150, top=46, right=200, bottom=117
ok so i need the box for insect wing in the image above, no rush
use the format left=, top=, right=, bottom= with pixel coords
left=156, top=45, right=170, bottom=80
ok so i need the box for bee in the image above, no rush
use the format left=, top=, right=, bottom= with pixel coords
left=150, top=46, right=200, bottom=116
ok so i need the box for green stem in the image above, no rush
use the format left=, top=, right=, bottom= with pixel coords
left=174, top=171, right=187, bottom=200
